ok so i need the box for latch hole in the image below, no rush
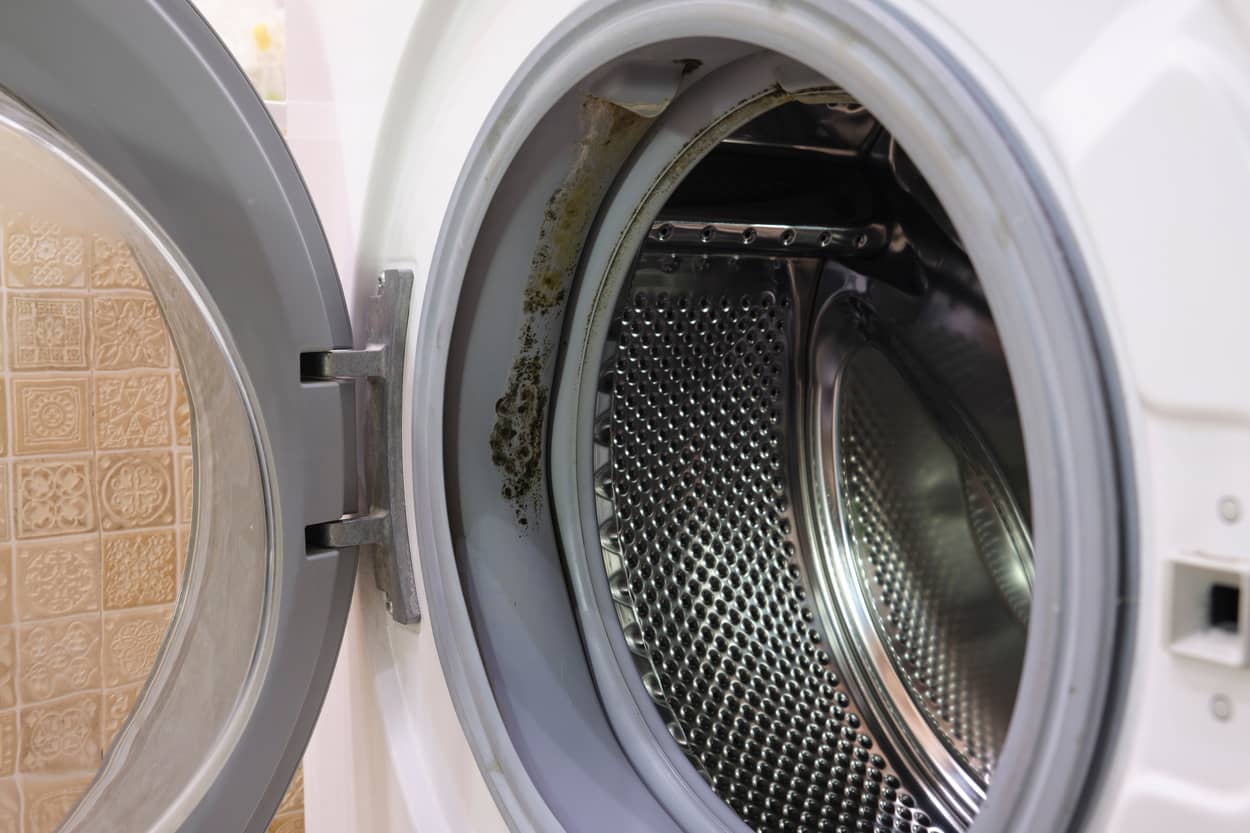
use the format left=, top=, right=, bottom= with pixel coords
left=1210, top=583, right=1241, bottom=633
left=1169, top=558, right=1250, bottom=667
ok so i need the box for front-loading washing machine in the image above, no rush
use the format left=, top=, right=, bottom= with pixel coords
left=1, top=1, right=1248, bottom=831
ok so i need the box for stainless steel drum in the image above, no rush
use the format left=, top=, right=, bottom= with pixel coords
left=580, top=101, right=1035, bottom=833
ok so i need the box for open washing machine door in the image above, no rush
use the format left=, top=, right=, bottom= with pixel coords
left=0, top=2, right=371, bottom=831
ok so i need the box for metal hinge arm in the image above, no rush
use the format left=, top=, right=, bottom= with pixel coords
left=301, top=346, right=385, bottom=380
left=306, top=512, right=389, bottom=549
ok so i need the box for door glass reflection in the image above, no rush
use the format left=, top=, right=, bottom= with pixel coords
left=0, top=208, right=188, bottom=832
left=0, top=157, right=303, bottom=833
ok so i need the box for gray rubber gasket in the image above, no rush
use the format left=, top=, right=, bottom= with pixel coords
left=412, top=3, right=1134, bottom=833
left=548, top=57, right=888, bottom=833
left=0, top=2, right=355, bottom=832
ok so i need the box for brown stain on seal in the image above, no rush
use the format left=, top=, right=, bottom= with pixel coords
left=491, top=97, right=653, bottom=526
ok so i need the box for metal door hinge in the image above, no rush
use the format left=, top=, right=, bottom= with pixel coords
left=302, top=268, right=420, bottom=625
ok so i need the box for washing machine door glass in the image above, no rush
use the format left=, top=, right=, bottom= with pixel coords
left=0, top=2, right=356, bottom=832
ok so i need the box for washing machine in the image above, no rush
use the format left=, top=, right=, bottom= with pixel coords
left=1, top=0, right=1248, bottom=831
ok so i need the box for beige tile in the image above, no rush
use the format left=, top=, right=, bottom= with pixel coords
left=11, top=377, right=90, bottom=455
left=0, top=379, right=6, bottom=456
left=96, top=451, right=174, bottom=532
left=19, top=616, right=100, bottom=703
left=90, top=294, right=170, bottom=370
left=267, top=812, right=305, bottom=833
left=0, top=783, right=10, bottom=829
left=277, top=764, right=304, bottom=815
left=0, top=550, right=10, bottom=626
left=93, top=372, right=170, bottom=450
left=101, top=684, right=140, bottom=750
left=0, top=777, right=17, bottom=833
left=102, top=529, right=176, bottom=609
left=0, top=632, right=12, bottom=711
left=19, top=693, right=101, bottom=773
left=0, top=465, right=10, bottom=543
left=102, top=607, right=171, bottom=687
left=0, top=714, right=13, bottom=778
left=13, top=457, right=95, bottom=539
left=15, top=538, right=99, bottom=621
left=173, top=371, right=192, bottom=446
left=89, top=234, right=147, bottom=289
left=176, top=450, right=194, bottom=525
left=21, top=775, right=93, bottom=833
left=7, top=293, right=89, bottom=371
left=3, top=216, right=86, bottom=288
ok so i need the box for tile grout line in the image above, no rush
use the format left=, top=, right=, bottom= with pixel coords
left=90, top=260, right=104, bottom=785
left=1, top=229, right=22, bottom=832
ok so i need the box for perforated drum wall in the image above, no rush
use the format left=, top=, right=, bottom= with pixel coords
left=594, top=252, right=947, bottom=833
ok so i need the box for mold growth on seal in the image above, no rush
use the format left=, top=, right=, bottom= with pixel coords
left=491, top=96, right=653, bottom=526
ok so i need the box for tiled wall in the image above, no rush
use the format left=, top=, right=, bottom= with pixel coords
left=0, top=214, right=302, bottom=833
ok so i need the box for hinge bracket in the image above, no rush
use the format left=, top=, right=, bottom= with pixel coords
left=303, top=269, right=420, bottom=625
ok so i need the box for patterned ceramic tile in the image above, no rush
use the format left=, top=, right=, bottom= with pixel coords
left=266, top=813, right=305, bottom=833
left=21, top=775, right=93, bottom=833
left=89, top=235, right=146, bottom=289
left=94, top=373, right=170, bottom=450
left=173, top=372, right=192, bottom=446
left=14, top=539, right=99, bottom=621
left=11, top=378, right=90, bottom=455
left=0, top=633, right=11, bottom=710
left=277, top=765, right=304, bottom=815
left=19, top=693, right=101, bottom=773
left=0, top=465, right=9, bottom=543
left=101, top=685, right=140, bottom=750
left=102, top=607, right=171, bottom=687
left=96, top=452, right=174, bottom=532
left=7, top=294, right=89, bottom=371
left=13, top=457, right=94, bottom=539
left=102, top=530, right=176, bottom=609
left=0, top=714, right=13, bottom=779
left=90, top=295, right=169, bottom=370
left=176, top=451, right=194, bottom=525
left=0, top=776, right=17, bottom=833
left=0, top=551, right=10, bottom=627
left=3, top=216, right=86, bottom=289
left=18, top=617, right=100, bottom=704
left=0, top=188, right=240, bottom=823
